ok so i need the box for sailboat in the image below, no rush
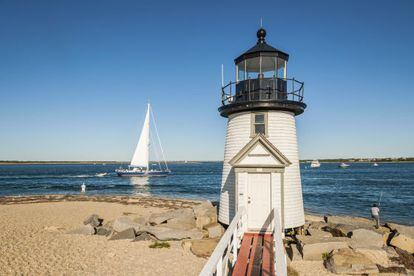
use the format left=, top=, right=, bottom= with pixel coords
left=116, top=103, right=170, bottom=177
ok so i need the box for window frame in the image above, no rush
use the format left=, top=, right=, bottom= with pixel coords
left=250, top=112, right=268, bottom=137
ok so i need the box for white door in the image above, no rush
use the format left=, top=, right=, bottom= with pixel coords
left=247, top=173, right=272, bottom=232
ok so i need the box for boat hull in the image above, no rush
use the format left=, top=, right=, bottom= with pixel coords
left=116, top=170, right=170, bottom=177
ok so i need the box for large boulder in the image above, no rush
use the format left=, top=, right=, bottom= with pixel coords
left=193, top=201, right=217, bottom=229
left=325, top=248, right=379, bottom=274
left=149, top=209, right=194, bottom=225
left=306, top=229, right=332, bottom=239
left=132, top=216, right=148, bottom=225
left=83, top=214, right=103, bottom=227
left=390, top=233, right=414, bottom=254
left=322, top=223, right=355, bottom=237
left=203, top=223, right=224, bottom=238
left=166, top=215, right=197, bottom=230
left=133, top=232, right=155, bottom=241
left=386, top=223, right=414, bottom=239
left=305, top=221, right=328, bottom=231
left=186, top=238, right=219, bottom=258
left=113, top=217, right=140, bottom=232
left=324, top=215, right=372, bottom=226
left=67, top=224, right=95, bottom=235
left=349, top=228, right=383, bottom=249
left=109, top=228, right=136, bottom=241
left=141, top=225, right=204, bottom=241
left=355, top=248, right=389, bottom=267
left=296, top=236, right=349, bottom=261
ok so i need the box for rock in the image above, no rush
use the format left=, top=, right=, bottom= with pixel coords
left=193, top=201, right=217, bottom=229
left=109, top=228, right=136, bottom=241
left=395, top=247, right=414, bottom=270
left=132, top=216, right=147, bottom=225
left=305, top=221, right=328, bottom=231
left=67, top=224, right=95, bottom=235
left=306, top=229, right=332, bottom=239
left=355, top=248, right=389, bottom=267
left=133, top=232, right=154, bottom=241
left=296, top=236, right=349, bottom=261
left=96, top=226, right=112, bottom=236
left=203, top=223, right=224, bottom=238
left=323, top=223, right=355, bottom=237
left=390, top=233, right=414, bottom=254
left=181, top=240, right=192, bottom=251
left=83, top=214, right=103, bottom=227
left=384, top=246, right=399, bottom=258
left=386, top=223, right=414, bottom=239
left=325, top=215, right=372, bottom=226
left=149, top=209, right=194, bottom=225
left=189, top=238, right=219, bottom=258
left=349, top=228, right=383, bottom=249
left=113, top=217, right=140, bottom=233
left=286, top=244, right=302, bottom=263
left=377, top=265, right=407, bottom=274
left=324, top=248, right=379, bottom=274
left=166, top=215, right=196, bottom=230
left=141, top=225, right=204, bottom=241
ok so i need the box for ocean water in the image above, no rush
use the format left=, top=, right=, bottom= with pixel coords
left=0, top=162, right=413, bottom=225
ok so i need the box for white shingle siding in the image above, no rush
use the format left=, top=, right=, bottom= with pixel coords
left=219, top=111, right=305, bottom=229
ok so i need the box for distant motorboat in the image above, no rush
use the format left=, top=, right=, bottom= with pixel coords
left=339, top=162, right=350, bottom=168
left=373, top=163, right=379, bottom=167
left=95, top=172, right=107, bottom=177
left=310, top=160, right=321, bottom=168
left=116, top=103, right=170, bottom=177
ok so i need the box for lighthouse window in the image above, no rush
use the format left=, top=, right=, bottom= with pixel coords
left=252, top=113, right=267, bottom=136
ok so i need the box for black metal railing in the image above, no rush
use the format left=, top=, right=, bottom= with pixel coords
left=221, top=77, right=304, bottom=106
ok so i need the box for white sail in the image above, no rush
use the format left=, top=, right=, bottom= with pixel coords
left=130, top=104, right=150, bottom=168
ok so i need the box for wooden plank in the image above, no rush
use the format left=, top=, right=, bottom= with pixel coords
left=251, top=234, right=264, bottom=275
left=246, top=234, right=259, bottom=276
left=262, top=234, right=274, bottom=276
left=232, top=234, right=254, bottom=276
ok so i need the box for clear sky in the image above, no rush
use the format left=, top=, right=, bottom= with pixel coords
left=1, top=0, right=413, bottom=161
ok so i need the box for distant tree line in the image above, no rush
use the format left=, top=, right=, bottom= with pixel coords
left=300, top=157, right=414, bottom=163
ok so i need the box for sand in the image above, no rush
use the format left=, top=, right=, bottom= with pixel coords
left=0, top=199, right=207, bottom=275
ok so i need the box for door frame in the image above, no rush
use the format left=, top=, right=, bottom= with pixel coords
left=234, top=167, right=285, bottom=233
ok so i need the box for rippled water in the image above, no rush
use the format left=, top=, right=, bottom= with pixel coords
left=0, top=162, right=413, bottom=225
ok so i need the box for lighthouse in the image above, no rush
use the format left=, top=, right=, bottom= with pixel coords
left=218, top=28, right=306, bottom=232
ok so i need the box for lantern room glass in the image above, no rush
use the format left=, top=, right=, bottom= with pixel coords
left=236, top=56, right=287, bottom=82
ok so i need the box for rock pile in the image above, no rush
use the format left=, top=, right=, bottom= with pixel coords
left=288, top=214, right=414, bottom=275
left=66, top=201, right=223, bottom=257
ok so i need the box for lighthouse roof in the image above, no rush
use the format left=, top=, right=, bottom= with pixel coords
left=234, top=28, right=289, bottom=64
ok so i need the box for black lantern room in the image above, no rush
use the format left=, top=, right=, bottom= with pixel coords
left=219, top=28, right=306, bottom=117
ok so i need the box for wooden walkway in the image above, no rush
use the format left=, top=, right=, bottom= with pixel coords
left=232, top=233, right=274, bottom=276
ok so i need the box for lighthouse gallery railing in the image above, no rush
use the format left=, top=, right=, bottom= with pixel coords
left=199, top=207, right=287, bottom=276
left=221, top=77, right=304, bottom=106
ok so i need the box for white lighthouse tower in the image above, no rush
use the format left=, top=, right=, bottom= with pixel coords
left=218, top=28, right=306, bottom=232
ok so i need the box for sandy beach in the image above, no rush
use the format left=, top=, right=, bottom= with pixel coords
left=0, top=195, right=207, bottom=275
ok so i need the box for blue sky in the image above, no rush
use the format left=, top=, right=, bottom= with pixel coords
left=0, top=0, right=413, bottom=161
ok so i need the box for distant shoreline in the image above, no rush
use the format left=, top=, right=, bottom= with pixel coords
left=0, top=159, right=413, bottom=165
left=0, top=160, right=220, bottom=165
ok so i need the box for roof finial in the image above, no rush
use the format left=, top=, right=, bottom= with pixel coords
left=260, top=17, right=263, bottom=28
left=257, top=27, right=266, bottom=44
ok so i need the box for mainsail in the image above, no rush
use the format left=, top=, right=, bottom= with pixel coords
left=130, top=104, right=150, bottom=168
